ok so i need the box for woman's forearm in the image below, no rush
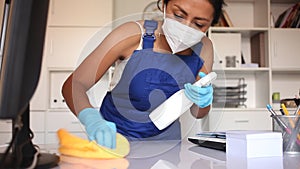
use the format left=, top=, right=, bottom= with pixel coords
left=190, top=104, right=211, bottom=119
left=62, top=74, right=93, bottom=116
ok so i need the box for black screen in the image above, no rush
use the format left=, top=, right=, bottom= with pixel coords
left=0, top=0, right=49, bottom=119
left=0, top=0, right=59, bottom=168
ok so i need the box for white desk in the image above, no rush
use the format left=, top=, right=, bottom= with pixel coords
left=47, top=138, right=300, bottom=169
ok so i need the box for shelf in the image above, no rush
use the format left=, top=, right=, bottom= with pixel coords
left=48, top=67, right=75, bottom=71
left=225, top=0, right=256, bottom=2
left=272, top=68, right=300, bottom=73
left=224, top=0, right=296, bottom=3
left=211, top=27, right=268, bottom=32
left=271, top=28, right=300, bottom=30
left=214, top=67, right=270, bottom=74
left=210, top=27, right=268, bottom=37
left=47, top=108, right=70, bottom=112
left=271, top=0, right=299, bottom=3
left=212, top=107, right=269, bottom=111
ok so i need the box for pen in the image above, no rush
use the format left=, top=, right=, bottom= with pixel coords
left=280, top=104, right=300, bottom=140
left=285, top=113, right=300, bottom=150
left=279, top=108, right=285, bottom=115
left=281, top=104, right=290, bottom=115
left=295, top=90, right=300, bottom=115
left=267, top=104, right=300, bottom=146
left=267, top=104, right=290, bottom=133
left=281, top=103, right=295, bottom=128
left=294, top=104, right=300, bottom=115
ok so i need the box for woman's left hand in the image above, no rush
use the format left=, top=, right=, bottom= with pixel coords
left=184, top=72, right=213, bottom=108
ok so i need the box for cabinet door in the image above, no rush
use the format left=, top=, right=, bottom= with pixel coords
left=0, top=120, right=12, bottom=144
left=30, top=111, right=46, bottom=144
left=0, top=116, right=45, bottom=145
left=0, top=133, right=12, bottom=145
left=30, top=65, right=48, bottom=110
left=45, top=111, right=87, bottom=144
left=209, top=110, right=272, bottom=131
left=46, top=111, right=83, bottom=132
left=49, top=69, right=110, bottom=109
left=49, top=71, right=72, bottom=109
left=30, top=111, right=45, bottom=132
left=271, top=29, right=300, bottom=69
left=0, top=120, right=12, bottom=132
left=45, top=27, right=100, bottom=68
left=48, top=0, right=113, bottom=26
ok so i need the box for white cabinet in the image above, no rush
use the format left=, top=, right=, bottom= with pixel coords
left=30, top=66, right=48, bottom=111
left=207, top=0, right=299, bottom=131
left=209, top=109, right=272, bottom=131
left=49, top=70, right=72, bottom=109
left=45, top=27, right=100, bottom=68
left=30, top=111, right=46, bottom=144
left=44, top=68, right=110, bottom=143
left=0, top=120, right=12, bottom=144
left=45, top=111, right=87, bottom=144
left=270, top=29, right=300, bottom=69
left=0, top=111, right=45, bottom=145
left=48, top=0, right=113, bottom=27
left=46, top=111, right=82, bottom=132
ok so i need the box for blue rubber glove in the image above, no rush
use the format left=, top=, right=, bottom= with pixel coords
left=78, top=108, right=116, bottom=149
left=184, top=72, right=213, bottom=108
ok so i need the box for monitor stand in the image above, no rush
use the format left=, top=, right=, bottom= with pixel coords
left=0, top=105, right=59, bottom=168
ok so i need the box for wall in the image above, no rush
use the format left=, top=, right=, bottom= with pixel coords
left=113, top=0, right=156, bottom=19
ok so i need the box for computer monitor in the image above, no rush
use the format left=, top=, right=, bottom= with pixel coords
left=0, top=0, right=59, bottom=168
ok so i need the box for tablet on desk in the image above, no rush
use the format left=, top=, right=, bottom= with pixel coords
left=188, top=136, right=226, bottom=152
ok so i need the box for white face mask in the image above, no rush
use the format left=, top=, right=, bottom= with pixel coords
left=162, top=8, right=206, bottom=54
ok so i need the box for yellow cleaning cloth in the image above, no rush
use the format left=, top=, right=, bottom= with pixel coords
left=59, top=155, right=129, bottom=169
left=57, top=129, right=130, bottom=159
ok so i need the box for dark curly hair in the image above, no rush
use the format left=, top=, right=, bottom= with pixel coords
left=157, top=0, right=225, bottom=25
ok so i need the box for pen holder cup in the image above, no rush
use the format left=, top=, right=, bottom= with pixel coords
left=272, top=115, right=300, bottom=154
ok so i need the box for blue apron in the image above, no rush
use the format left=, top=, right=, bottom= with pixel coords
left=100, top=20, right=204, bottom=141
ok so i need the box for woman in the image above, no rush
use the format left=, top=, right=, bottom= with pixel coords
left=62, top=0, right=225, bottom=149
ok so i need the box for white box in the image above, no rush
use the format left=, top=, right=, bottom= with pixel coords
left=227, top=156, right=283, bottom=169
left=226, top=130, right=283, bottom=158
left=210, top=33, right=241, bottom=69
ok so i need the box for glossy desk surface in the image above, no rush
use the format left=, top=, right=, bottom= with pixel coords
left=48, top=138, right=300, bottom=169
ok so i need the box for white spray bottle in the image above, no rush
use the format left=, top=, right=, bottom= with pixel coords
left=149, top=72, right=217, bottom=130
